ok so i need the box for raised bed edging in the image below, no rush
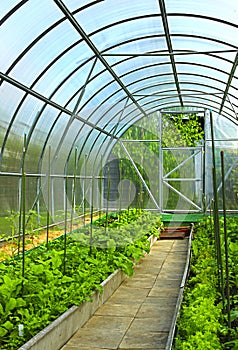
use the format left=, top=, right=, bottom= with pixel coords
left=18, top=234, right=157, bottom=350
left=18, top=269, right=127, bottom=350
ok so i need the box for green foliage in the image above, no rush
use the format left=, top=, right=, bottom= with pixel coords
left=0, top=210, right=162, bottom=349
left=111, top=113, right=204, bottom=211
left=173, top=216, right=238, bottom=350
left=162, top=114, right=204, bottom=147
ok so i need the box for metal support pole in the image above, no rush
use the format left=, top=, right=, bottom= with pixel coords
left=46, top=146, right=51, bottom=248
left=220, top=151, right=231, bottom=329
left=210, top=110, right=224, bottom=298
left=70, top=148, right=77, bottom=234
left=21, top=134, right=27, bottom=296
left=83, top=154, right=87, bottom=226
left=63, top=176, right=68, bottom=275
left=159, top=111, right=163, bottom=212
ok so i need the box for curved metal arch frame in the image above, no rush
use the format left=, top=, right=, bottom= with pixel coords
left=0, top=1, right=237, bottom=178
left=64, top=45, right=238, bottom=125
left=2, top=45, right=236, bottom=170
left=2, top=6, right=237, bottom=99
left=0, top=0, right=105, bottom=79
left=68, top=71, right=235, bottom=160
left=1, top=4, right=236, bottom=156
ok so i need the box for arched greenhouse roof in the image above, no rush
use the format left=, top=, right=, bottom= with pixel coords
left=1, top=0, right=238, bottom=174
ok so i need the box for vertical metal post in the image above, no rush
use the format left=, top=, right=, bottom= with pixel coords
left=105, top=162, right=111, bottom=232
left=220, top=150, right=231, bottom=329
left=36, top=177, right=41, bottom=226
left=118, top=158, right=122, bottom=222
left=21, top=134, right=27, bottom=296
left=99, top=155, right=103, bottom=220
left=70, top=148, right=77, bottom=234
left=83, top=154, right=87, bottom=227
left=90, top=174, right=94, bottom=255
left=159, top=112, right=163, bottom=212
left=18, top=178, right=22, bottom=256
left=63, top=175, right=68, bottom=275
left=46, top=146, right=51, bottom=248
left=210, top=110, right=224, bottom=298
left=202, top=111, right=207, bottom=212
left=51, top=175, right=55, bottom=222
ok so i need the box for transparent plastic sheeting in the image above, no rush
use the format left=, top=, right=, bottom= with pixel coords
left=1, top=0, right=238, bottom=223
left=205, top=113, right=238, bottom=210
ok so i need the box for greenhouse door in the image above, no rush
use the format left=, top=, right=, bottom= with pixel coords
left=161, top=146, right=203, bottom=213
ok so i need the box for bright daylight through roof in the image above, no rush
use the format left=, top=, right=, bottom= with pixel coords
left=0, top=1, right=238, bottom=349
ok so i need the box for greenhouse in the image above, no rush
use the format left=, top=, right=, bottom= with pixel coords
left=0, top=1, right=238, bottom=349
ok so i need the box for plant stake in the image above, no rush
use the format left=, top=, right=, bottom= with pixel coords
left=21, top=134, right=27, bottom=296
left=220, top=150, right=231, bottom=329
left=63, top=175, right=68, bottom=274
left=46, top=145, right=51, bottom=249
left=210, top=110, right=224, bottom=298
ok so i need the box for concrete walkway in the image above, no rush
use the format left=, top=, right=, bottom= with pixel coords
left=61, top=238, right=189, bottom=350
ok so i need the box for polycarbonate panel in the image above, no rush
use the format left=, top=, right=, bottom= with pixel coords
left=167, top=0, right=238, bottom=28
left=141, top=95, right=181, bottom=108
left=79, top=86, right=127, bottom=125
left=227, top=86, right=238, bottom=101
left=0, top=83, right=25, bottom=129
left=106, top=36, right=168, bottom=57
left=9, top=21, right=82, bottom=87
left=106, top=54, right=169, bottom=77
left=62, top=0, right=99, bottom=12
left=127, top=76, right=175, bottom=94
left=109, top=108, right=145, bottom=135
left=120, top=64, right=173, bottom=87
left=49, top=58, right=96, bottom=107
left=171, top=38, right=235, bottom=73
left=1, top=0, right=238, bottom=183
left=134, top=78, right=176, bottom=96
left=34, top=42, right=94, bottom=97
left=179, top=75, right=226, bottom=92
left=42, top=113, right=72, bottom=156
left=176, top=63, right=229, bottom=84
left=1, top=0, right=20, bottom=17
left=88, top=97, right=130, bottom=130
left=27, top=105, right=62, bottom=144
left=222, top=100, right=238, bottom=120
left=90, top=17, right=164, bottom=52
left=1, top=0, right=63, bottom=72
left=168, top=14, right=238, bottom=48
left=221, top=106, right=237, bottom=121
left=174, top=52, right=234, bottom=76
left=9, top=95, right=46, bottom=134
left=54, top=119, right=84, bottom=164
left=76, top=0, right=160, bottom=34
left=227, top=95, right=238, bottom=115
left=182, top=96, right=222, bottom=112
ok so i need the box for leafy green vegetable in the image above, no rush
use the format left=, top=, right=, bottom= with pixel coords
left=0, top=210, right=162, bottom=349
left=173, top=216, right=238, bottom=350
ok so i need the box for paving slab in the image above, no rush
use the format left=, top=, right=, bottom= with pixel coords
left=148, top=286, right=180, bottom=298
left=61, top=237, right=189, bottom=350
left=65, top=315, right=133, bottom=349
left=119, top=330, right=168, bottom=349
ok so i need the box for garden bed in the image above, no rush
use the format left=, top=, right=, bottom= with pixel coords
left=0, top=213, right=100, bottom=260
left=0, top=210, right=162, bottom=350
left=18, top=233, right=158, bottom=350
left=173, top=216, right=238, bottom=350
left=17, top=269, right=127, bottom=350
